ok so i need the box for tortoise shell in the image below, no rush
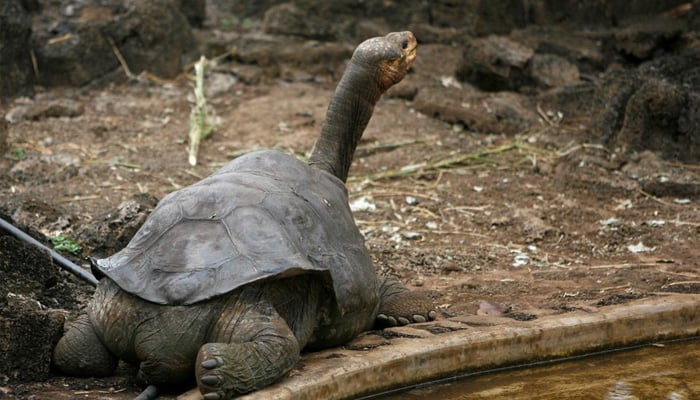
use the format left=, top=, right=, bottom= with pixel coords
left=93, top=150, right=377, bottom=315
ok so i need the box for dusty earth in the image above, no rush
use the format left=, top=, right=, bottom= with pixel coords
left=2, top=2, right=700, bottom=399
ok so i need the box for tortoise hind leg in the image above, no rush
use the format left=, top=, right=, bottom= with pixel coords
left=53, top=313, right=118, bottom=377
left=195, top=287, right=300, bottom=399
left=376, top=277, right=437, bottom=327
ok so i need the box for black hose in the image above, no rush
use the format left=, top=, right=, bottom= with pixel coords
left=0, top=217, right=98, bottom=287
left=133, top=385, right=158, bottom=400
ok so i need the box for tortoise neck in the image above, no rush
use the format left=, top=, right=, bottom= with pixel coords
left=308, top=62, right=383, bottom=183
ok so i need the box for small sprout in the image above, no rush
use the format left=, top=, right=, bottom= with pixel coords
left=49, top=235, right=83, bottom=255
left=209, top=211, right=217, bottom=220
left=4, top=147, right=26, bottom=161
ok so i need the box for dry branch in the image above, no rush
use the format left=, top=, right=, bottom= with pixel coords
left=188, top=56, right=218, bottom=166
left=350, top=141, right=553, bottom=183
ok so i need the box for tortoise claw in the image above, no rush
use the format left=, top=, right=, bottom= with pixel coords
left=200, top=374, right=221, bottom=386
left=202, top=392, right=222, bottom=400
left=201, top=357, right=223, bottom=370
left=413, top=314, right=426, bottom=323
left=377, top=313, right=398, bottom=326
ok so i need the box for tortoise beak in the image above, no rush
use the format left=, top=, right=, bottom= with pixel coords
left=404, top=32, right=418, bottom=68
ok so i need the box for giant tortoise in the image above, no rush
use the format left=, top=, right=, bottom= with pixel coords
left=53, top=31, right=435, bottom=399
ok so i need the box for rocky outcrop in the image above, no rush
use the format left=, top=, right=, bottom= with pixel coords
left=0, top=0, right=34, bottom=99
left=414, top=86, right=539, bottom=134
left=33, top=0, right=197, bottom=87
left=593, top=52, right=700, bottom=162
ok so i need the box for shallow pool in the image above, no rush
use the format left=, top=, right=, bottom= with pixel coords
left=372, top=338, right=700, bottom=399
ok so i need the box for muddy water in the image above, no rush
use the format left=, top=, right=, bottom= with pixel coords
left=373, top=339, right=700, bottom=399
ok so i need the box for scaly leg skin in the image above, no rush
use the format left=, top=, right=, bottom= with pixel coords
left=195, top=289, right=300, bottom=399
left=376, top=277, right=437, bottom=327
left=52, top=313, right=118, bottom=377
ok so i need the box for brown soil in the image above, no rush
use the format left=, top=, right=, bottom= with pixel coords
left=2, top=20, right=700, bottom=400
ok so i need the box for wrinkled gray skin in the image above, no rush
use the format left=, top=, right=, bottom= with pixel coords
left=53, top=31, right=435, bottom=399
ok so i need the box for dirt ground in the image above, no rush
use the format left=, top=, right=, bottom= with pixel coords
left=2, top=11, right=700, bottom=400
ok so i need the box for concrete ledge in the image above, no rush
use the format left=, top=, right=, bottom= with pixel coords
left=179, top=294, right=700, bottom=400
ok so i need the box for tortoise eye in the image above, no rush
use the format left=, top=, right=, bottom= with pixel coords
left=401, top=39, right=409, bottom=50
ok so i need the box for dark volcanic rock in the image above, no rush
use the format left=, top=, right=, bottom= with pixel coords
left=262, top=3, right=340, bottom=40
left=414, top=86, right=538, bottom=134
left=75, top=193, right=157, bottom=257
left=471, top=0, right=528, bottom=35
left=101, top=0, right=198, bottom=78
left=613, top=17, right=683, bottom=61
left=34, top=25, right=117, bottom=87
left=0, top=0, right=34, bottom=100
left=527, top=53, right=580, bottom=88
left=175, top=0, right=206, bottom=28
left=25, top=99, right=85, bottom=121
left=232, top=33, right=353, bottom=79
left=622, top=151, right=700, bottom=199
left=216, top=0, right=286, bottom=19
left=33, top=0, right=197, bottom=87
left=457, top=35, right=580, bottom=92
left=457, top=35, right=534, bottom=91
left=510, top=27, right=607, bottom=74
left=537, top=82, right=597, bottom=119
left=594, top=52, right=700, bottom=162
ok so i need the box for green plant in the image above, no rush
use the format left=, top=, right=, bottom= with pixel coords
left=4, top=147, right=26, bottom=161
left=50, top=235, right=83, bottom=255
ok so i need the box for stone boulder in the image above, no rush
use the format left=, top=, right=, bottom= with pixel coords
left=32, top=0, right=197, bottom=87
left=101, top=0, right=198, bottom=78
left=457, top=36, right=535, bottom=91
left=510, top=27, right=607, bottom=74
left=457, top=35, right=580, bottom=92
left=593, top=52, right=700, bottom=162
left=75, top=193, right=157, bottom=258
left=175, top=0, right=206, bottom=28
left=414, top=86, right=539, bottom=134
left=0, top=0, right=34, bottom=100
left=612, top=17, right=683, bottom=61
left=262, top=3, right=339, bottom=40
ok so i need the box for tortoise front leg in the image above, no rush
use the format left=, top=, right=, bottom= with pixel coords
left=53, top=313, right=118, bottom=377
left=195, top=287, right=300, bottom=399
left=376, top=277, right=437, bottom=327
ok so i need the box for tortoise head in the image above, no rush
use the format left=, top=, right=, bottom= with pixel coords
left=308, top=31, right=418, bottom=182
left=351, top=31, right=417, bottom=91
